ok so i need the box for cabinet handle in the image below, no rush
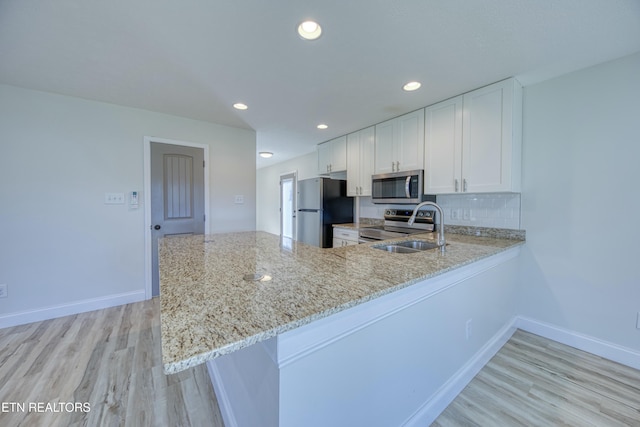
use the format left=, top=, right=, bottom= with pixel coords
left=454, top=179, right=459, bottom=192
left=396, top=161, right=400, bottom=171
left=463, top=179, right=468, bottom=192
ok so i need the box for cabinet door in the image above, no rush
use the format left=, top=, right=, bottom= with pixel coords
left=358, top=126, right=375, bottom=196
left=424, top=96, right=463, bottom=194
left=395, top=109, right=424, bottom=172
left=346, top=132, right=360, bottom=196
left=374, top=119, right=395, bottom=174
left=317, top=142, right=331, bottom=175
left=331, top=135, right=347, bottom=172
left=462, top=79, right=518, bottom=192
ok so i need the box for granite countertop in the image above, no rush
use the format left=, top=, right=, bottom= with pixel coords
left=332, top=223, right=378, bottom=230
left=159, top=230, right=524, bottom=374
left=333, top=218, right=384, bottom=230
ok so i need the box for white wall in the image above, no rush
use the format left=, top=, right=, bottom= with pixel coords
left=256, top=151, right=318, bottom=235
left=519, top=52, right=640, bottom=351
left=0, top=85, right=256, bottom=319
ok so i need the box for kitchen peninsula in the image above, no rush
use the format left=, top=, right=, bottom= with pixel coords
left=160, top=230, right=524, bottom=426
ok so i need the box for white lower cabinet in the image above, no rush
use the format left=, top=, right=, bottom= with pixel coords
left=424, top=78, right=523, bottom=194
left=332, top=227, right=359, bottom=247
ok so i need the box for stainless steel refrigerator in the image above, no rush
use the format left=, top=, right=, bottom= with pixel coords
left=297, top=178, right=354, bottom=248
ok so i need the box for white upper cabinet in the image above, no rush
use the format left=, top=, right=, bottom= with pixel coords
left=424, top=78, right=523, bottom=194
left=346, top=126, right=375, bottom=196
left=462, top=79, right=522, bottom=193
left=317, top=135, right=347, bottom=175
left=424, top=95, right=463, bottom=194
left=374, top=109, right=424, bottom=174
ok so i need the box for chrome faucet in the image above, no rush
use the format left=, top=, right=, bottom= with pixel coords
left=407, top=201, right=446, bottom=252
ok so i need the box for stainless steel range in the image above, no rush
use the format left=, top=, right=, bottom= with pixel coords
left=359, top=209, right=436, bottom=243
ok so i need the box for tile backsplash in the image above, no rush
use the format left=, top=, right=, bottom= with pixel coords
left=436, top=193, right=521, bottom=229
left=359, top=193, right=521, bottom=230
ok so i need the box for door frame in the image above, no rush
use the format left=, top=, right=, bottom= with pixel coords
left=279, top=171, right=297, bottom=240
left=143, top=136, right=210, bottom=300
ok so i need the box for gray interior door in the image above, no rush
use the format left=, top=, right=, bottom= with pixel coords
left=151, top=142, right=205, bottom=297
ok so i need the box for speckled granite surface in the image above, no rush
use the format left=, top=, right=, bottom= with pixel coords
left=159, top=231, right=524, bottom=374
left=332, top=222, right=380, bottom=230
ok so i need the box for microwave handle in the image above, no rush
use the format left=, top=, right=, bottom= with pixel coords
left=405, top=176, right=411, bottom=198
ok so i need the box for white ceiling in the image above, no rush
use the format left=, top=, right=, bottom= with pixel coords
left=1, top=1, right=639, bottom=168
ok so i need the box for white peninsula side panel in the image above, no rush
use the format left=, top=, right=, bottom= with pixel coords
left=208, top=248, right=520, bottom=427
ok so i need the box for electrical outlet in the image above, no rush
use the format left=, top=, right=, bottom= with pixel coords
left=104, top=193, right=125, bottom=204
left=465, top=318, right=472, bottom=340
left=0, top=284, right=7, bottom=298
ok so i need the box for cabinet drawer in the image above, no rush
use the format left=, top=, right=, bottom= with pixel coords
left=333, top=227, right=358, bottom=241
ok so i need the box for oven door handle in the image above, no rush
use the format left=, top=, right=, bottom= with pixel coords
left=405, top=176, right=411, bottom=198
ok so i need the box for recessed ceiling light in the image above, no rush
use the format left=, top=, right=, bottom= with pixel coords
left=403, top=81, right=422, bottom=91
left=317, top=124, right=328, bottom=129
left=233, top=103, right=248, bottom=110
left=259, top=151, right=273, bottom=158
left=298, top=20, right=322, bottom=40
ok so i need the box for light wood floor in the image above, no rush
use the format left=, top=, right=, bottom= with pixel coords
left=2, top=301, right=639, bottom=427
left=0, top=299, right=224, bottom=427
left=432, top=330, right=640, bottom=426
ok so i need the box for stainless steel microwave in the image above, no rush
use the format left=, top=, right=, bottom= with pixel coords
left=371, top=169, right=427, bottom=204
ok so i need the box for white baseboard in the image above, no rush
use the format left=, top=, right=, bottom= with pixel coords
left=206, top=360, right=238, bottom=427
left=0, top=290, right=146, bottom=328
left=516, top=316, right=640, bottom=371
left=403, top=318, right=518, bottom=426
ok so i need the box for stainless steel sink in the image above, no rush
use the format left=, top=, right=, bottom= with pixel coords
left=374, top=245, right=422, bottom=254
left=372, top=240, right=443, bottom=254
left=394, top=240, right=440, bottom=251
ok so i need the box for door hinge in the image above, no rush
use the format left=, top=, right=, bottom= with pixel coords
left=203, top=160, right=205, bottom=168
left=203, top=214, right=206, bottom=222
